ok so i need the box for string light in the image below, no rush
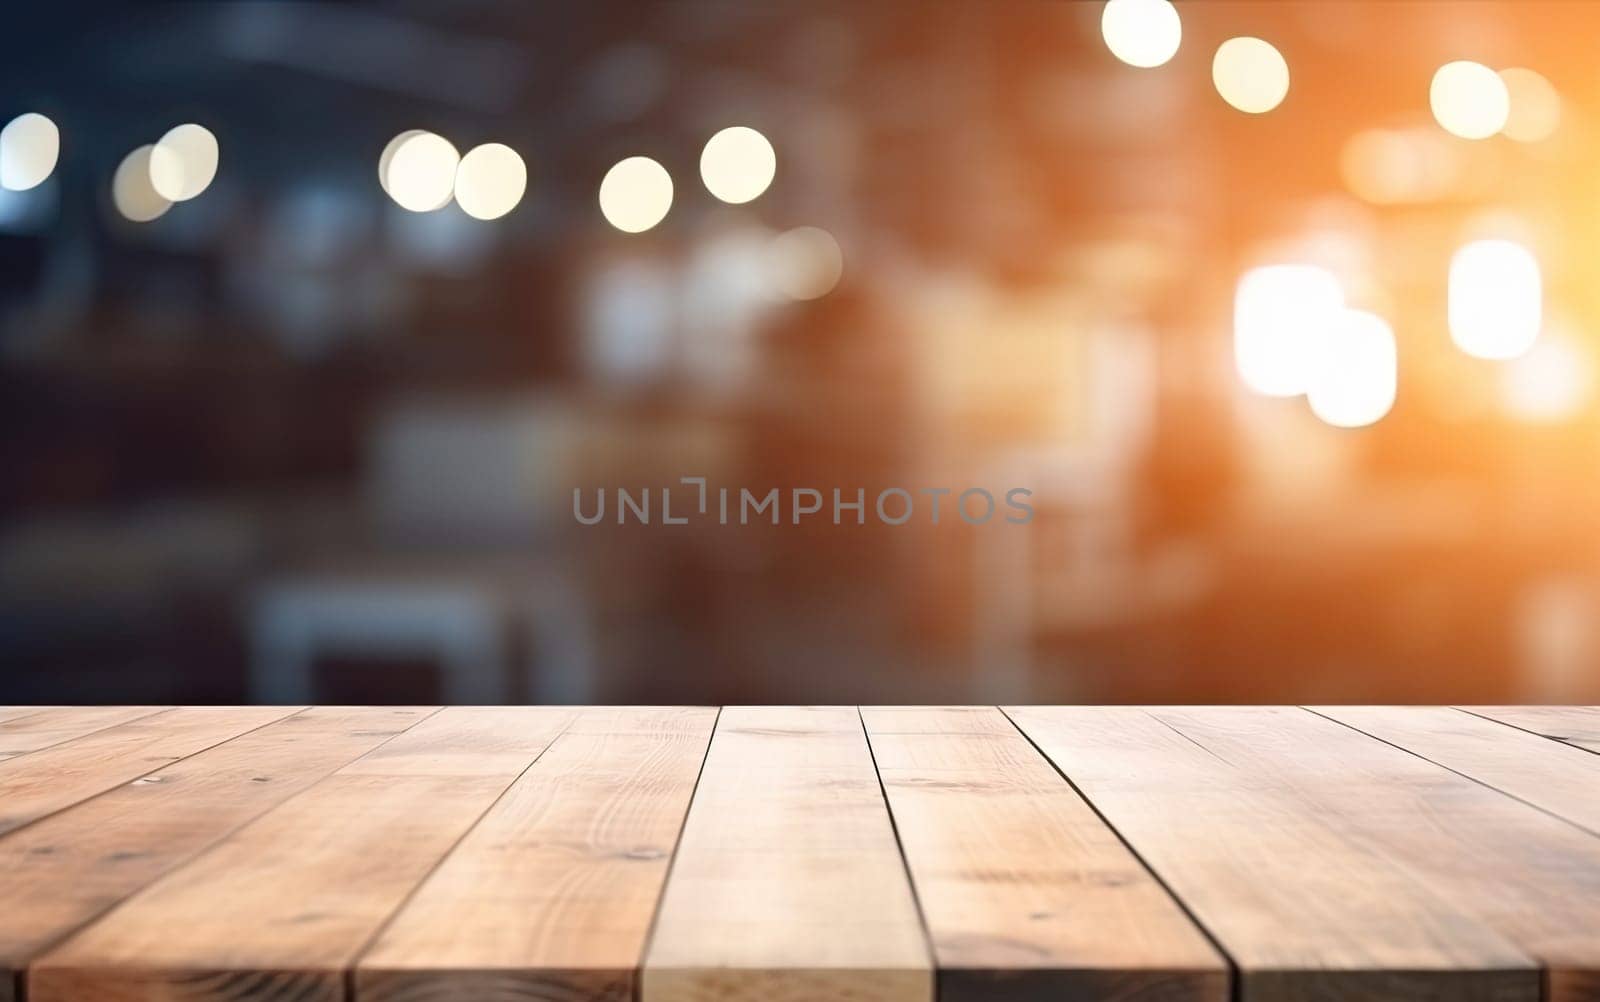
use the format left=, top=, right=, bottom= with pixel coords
left=1100, top=0, right=1181, bottom=69
left=1307, top=309, right=1397, bottom=428
left=0, top=113, right=60, bottom=192
left=599, top=156, right=673, bottom=233
left=454, top=143, right=527, bottom=220
left=1234, top=265, right=1343, bottom=397
left=1449, top=239, right=1541, bottom=360
left=378, top=129, right=427, bottom=195
left=112, top=146, right=171, bottom=222
left=1431, top=61, right=1509, bottom=140
left=1212, top=38, right=1289, bottom=114
left=149, top=123, right=219, bottom=202
left=700, top=126, right=776, bottom=205
left=386, top=131, right=459, bottom=212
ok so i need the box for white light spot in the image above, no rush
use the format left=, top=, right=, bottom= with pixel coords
left=453, top=143, right=527, bottom=220
left=1212, top=37, right=1289, bottom=114
left=1307, top=309, right=1397, bottom=428
left=386, top=132, right=459, bottom=212
left=149, top=123, right=219, bottom=202
left=0, top=113, right=60, bottom=192
left=700, top=126, right=776, bottom=205
left=1449, top=239, right=1541, bottom=359
left=379, top=129, right=427, bottom=195
left=113, top=146, right=172, bottom=222
left=599, top=156, right=673, bottom=233
left=1431, top=61, right=1510, bottom=140
left=1233, top=265, right=1344, bottom=397
left=1100, top=0, right=1181, bottom=69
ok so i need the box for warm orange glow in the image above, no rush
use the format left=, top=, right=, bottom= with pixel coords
left=769, top=227, right=843, bottom=300
left=1498, top=68, right=1560, bottom=143
left=1499, top=326, right=1591, bottom=422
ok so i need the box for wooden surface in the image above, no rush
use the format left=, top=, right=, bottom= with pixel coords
left=0, top=707, right=1594, bottom=1002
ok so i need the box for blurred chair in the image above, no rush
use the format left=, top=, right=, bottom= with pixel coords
left=248, top=395, right=595, bottom=703
left=251, top=582, right=504, bottom=703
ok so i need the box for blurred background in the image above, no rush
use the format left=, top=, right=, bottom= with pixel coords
left=3, top=0, right=1598, bottom=706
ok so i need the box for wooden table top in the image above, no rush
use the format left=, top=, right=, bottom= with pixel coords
left=1, top=706, right=1597, bottom=1002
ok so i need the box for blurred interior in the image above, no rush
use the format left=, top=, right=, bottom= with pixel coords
left=4, top=0, right=1599, bottom=705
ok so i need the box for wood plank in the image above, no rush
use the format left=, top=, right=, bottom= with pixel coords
left=1151, top=707, right=1600, bottom=1002
left=0, top=707, right=435, bottom=1002
left=1006, top=706, right=1537, bottom=1002
left=29, top=707, right=576, bottom=1002
left=357, top=706, right=717, bottom=1002
left=860, top=705, right=1018, bottom=735
left=861, top=706, right=1227, bottom=1002
left=0, top=707, right=171, bottom=758
left=641, top=706, right=931, bottom=1002
left=0, top=707, right=60, bottom=726
left=1314, top=706, right=1600, bottom=835
left=1463, top=706, right=1600, bottom=755
left=0, top=707, right=296, bottom=838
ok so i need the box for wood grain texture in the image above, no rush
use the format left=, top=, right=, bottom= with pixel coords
left=862, top=706, right=1227, bottom=1002
left=28, top=707, right=575, bottom=1002
left=0, top=707, right=296, bottom=838
left=0, top=707, right=435, bottom=997
left=1005, top=706, right=1537, bottom=1002
left=1314, top=706, right=1600, bottom=835
left=0, top=706, right=171, bottom=758
left=9, top=706, right=1600, bottom=1002
left=356, top=706, right=717, bottom=1002
left=0, top=707, right=62, bottom=727
left=1464, top=706, right=1600, bottom=755
left=641, top=706, right=932, bottom=1002
left=1161, top=707, right=1600, bottom=1002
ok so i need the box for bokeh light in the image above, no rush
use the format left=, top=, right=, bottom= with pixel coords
left=0, top=113, right=60, bottom=192
left=1307, top=309, right=1397, bottom=428
left=112, top=145, right=172, bottom=222
left=599, top=156, right=673, bottom=233
left=1212, top=38, right=1289, bottom=114
left=1234, top=264, right=1343, bottom=397
left=1449, top=239, right=1541, bottom=359
left=454, top=143, right=527, bottom=220
left=1340, top=127, right=1473, bottom=205
left=1498, top=68, right=1560, bottom=143
left=379, top=129, right=427, bottom=195
left=700, top=126, right=776, bottom=205
left=1100, top=0, right=1181, bottom=69
left=1430, top=61, right=1510, bottom=140
left=768, top=226, right=843, bottom=301
left=1499, top=326, right=1592, bottom=422
left=386, top=131, right=459, bottom=212
left=149, top=123, right=219, bottom=202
